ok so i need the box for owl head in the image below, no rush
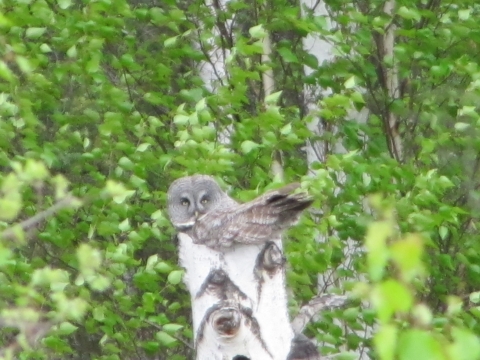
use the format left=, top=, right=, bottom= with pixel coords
left=167, top=175, right=235, bottom=231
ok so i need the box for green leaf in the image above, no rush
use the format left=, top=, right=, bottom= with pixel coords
left=412, top=304, right=433, bottom=326
left=77, top=244, right=102, bottom=274
left=249, top=24, right=267, bottom=39
left=454, top=122, right=470, bottom=131
left=86, top=57, right=99, bottom=73
left=16, top=56, right=33, bottom=73
left=24, top=159, right=49, bottom=180
left=458, top=106, right=477, bottom=117
left=151, top=209, right=165, bottom=222
left=439, top=226, right=448, bottom=240
left=277, top=47, right=298, bottom=63
left=164, top=36, right=178, bottom=48
left=40, top=43, right=52, bottom=53
left=167, top=270, right=184, bottom=285
left=104, top=180, right=135, bottom=203
left=265, top=90, right=282, bottom=104
left=365, top=221, right=392, bottom=281
left=398, top=330, right=446, bottom=360
left=57, top=0, right=71, bottom=9
left=57, top=321, right=78, bottom=335
left=372, top=280, right=413, bottom=323
left=155, top=262, right=173, bottom=273
left=146, top=254, right=158, bottom=271
left=0, top=245, right=12, bottom=266
left=155, top=331, right=177, bottom=346
left=397, top=7, right=421, bottom=21
left=280, top=123, right=292, bottom=135
left=374, top=324, right=397, bottom=360
left=241, top=140, right=260, bottom=154
left=0, top=13, right=11, bottom=27
left=195, top=98, right=207, bottom=112
left=89, top=276, right=110, bottom=291
left=31, top=267, right=69, bottom=289
left=93, top=307, right=105, bottom=321
left=66, top=45, right=77, bottom=58
left=332, top=354, right=357, bottom=360
left=470, top=291, right=480, bottom=304
left=0, top=61, right=14, bottom=82
left=118, top=218, right=130, bottom=231
left=344, top=76, right=356, bottom=89
left=0, top=198, right=22, bottom=221
left=458, top=9, right=470, bottom=21
left=390, top=234, right=424, bottom=281
left=173, top=114, right=189, bottom=125
left=26, top=27, right=46, bottom=38
left=448, top=327, right=480, bottom=360
left=350, top=91, right=365, bottom=104
left=446, top=296, right=463, bottom=316
left=118, top=156, right=134, bottom=170
left=162, top=323, right=183, bottom=334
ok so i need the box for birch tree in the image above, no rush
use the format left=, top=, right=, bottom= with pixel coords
left=176, top=1, right=342, bottom=358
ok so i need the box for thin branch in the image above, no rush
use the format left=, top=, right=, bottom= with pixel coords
left=262, top=33, right=275, bottom=97
left=291, top=294, right=349, bottom=335
left=0, top=318, right=53, bottom=358
left=383, top=0, right=403, bottom=162
left=144, top=320, right=194, bottom=350
left=0, top=195, right=80, bottom=242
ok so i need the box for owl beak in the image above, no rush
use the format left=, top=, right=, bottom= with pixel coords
left=195, top=211, right=199, bottom=219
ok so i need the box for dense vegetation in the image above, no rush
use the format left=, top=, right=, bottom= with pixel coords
left=1, top=0, right=480, bottom=358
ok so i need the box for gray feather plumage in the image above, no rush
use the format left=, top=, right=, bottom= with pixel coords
left=167, top=175, right=313, bottom=249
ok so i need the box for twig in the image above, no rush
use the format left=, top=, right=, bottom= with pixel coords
left=291, top=294, right=349, bottom=335
left=144, top=320, right=194, bottom=350
left=0, top=195, right=80, bottom=242
left=0, top=318, right=53, bottom=358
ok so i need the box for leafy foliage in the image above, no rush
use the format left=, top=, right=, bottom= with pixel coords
left=1, top=0, right=480, bottom=358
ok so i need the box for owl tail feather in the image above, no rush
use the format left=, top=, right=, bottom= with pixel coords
left=266, top=183, right=314, bottom=212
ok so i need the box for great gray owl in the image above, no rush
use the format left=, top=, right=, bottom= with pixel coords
left=167, top=175, right=313, bottom=248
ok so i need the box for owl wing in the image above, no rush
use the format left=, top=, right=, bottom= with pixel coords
left=193, top=183, right=313, bottom=248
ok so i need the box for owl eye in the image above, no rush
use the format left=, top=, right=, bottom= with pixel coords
left=180, top=198, right=190, bottom=206
left=200, top=196, right=209, bottom=204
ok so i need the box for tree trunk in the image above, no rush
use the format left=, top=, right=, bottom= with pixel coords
left=178, top=234, right=294, bottom=359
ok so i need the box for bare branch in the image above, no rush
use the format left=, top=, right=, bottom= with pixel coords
left=0, top=195, right=81, bottom=242
left=383, top=0, right=403, bottom=161
left=291, top=294, right=349, bottom=335
left=262, top=33, right=275, bottom=97
left=261, top=29, right=285, bottom=182
left=0, top=318, right=52, bottom=358
left=144, top=320, right=194, bottom=350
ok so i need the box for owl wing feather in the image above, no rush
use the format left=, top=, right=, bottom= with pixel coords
left=193, top=183, right=313, bottom=248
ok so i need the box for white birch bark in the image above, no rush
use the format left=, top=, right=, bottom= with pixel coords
left=383, top=0, right=403, bottom=161
left=180, top=2, right=295, bottom=358
left=178, top=233, right=294, bottom=359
